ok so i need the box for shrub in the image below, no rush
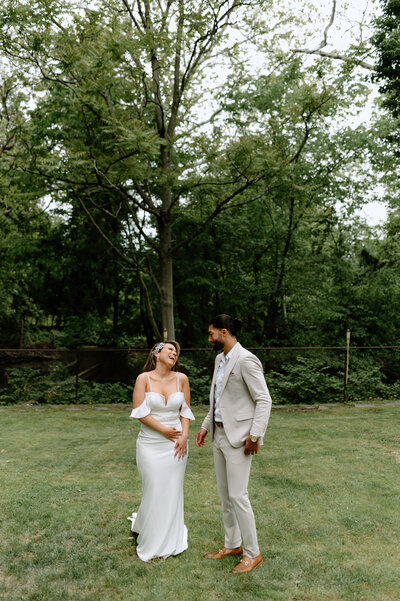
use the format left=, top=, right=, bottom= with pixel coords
left=267, top=356, right=344, bottom=405
left=179, top=356, right=211, bottom=405
left=1, top=353, right=397, bottom=407
left=0, top=365, right=131, bottom=405
left=267, top=353, right=395, bottom=405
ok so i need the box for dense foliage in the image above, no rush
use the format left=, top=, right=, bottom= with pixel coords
left=1, top=1, right=400, bottom=402
left=374, top=0, right=400, bottom=118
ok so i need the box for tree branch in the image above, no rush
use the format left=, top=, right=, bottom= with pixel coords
left=76, top=194, right=136, bottom=267
left=181, top=1, right=243, bottom=95
left=294, top=47, right=375, bottom=71
left=137, top=266, right=162, bottom=340
left=120, top=0, right=144, bottom=33
left=167, top=0, right=185, bottom=140
left=146, top=254, right=162, bottom=297
left=172, top=174, right=277, bottom=252
left=92, top=160, right=158, bottom=215
left=0, top=133, right=16, bottom=157
left=292, top=0, right=375, bottom=71
left=186, top=107, right=224, bottom=134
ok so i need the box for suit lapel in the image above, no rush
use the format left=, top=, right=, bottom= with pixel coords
left=209, top=353, right=222, bottom=405
left=219, top=342, right=242, bottom=399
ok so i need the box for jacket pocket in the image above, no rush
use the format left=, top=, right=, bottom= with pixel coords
left=235, top=412, right=254, bottom=421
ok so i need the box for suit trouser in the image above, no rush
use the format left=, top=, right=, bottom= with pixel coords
left=213, top=426, right=260, bottom=558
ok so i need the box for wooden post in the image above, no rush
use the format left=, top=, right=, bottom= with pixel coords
left=344, top=329, right=350, bottom=402
left=75, top=355, right=79, bottom=404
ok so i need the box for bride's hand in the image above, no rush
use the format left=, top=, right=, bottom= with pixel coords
left=162, top=427, right=182, bottom=441
left=174, top=435, right=188, bottom=460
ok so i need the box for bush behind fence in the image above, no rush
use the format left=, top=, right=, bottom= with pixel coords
left=1, top=346, right=400, bottom=406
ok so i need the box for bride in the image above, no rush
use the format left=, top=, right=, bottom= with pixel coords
left=128, top=340, right=195, bottom=562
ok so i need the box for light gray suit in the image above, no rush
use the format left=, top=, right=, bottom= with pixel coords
left=201, top=342, right=272, bottom=557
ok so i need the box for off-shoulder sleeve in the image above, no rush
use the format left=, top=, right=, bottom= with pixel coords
left=180, top=398, right=195, bottom=420
left=129, top=399, right=150, bottom=419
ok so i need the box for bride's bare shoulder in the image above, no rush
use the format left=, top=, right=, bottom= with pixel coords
left=135, top=372, right=149, bottom=383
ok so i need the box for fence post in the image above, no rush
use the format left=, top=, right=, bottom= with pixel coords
left=75, top=353, right=79, bottom=403
left=344, top=329, right=350, bottom=402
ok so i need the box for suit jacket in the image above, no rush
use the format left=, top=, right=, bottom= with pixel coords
left=201, top=342, right=272, bottom=448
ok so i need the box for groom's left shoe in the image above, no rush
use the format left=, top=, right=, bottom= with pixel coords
left=231, top=553, right=263, bottom=573
left=205, top=546, right=242, bottom=559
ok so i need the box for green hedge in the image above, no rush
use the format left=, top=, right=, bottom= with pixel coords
left=0, top=366, right=131, bottom=405
left=1, top=354, right=399, bottom=406
left=267, top=354, right=399, bottom=404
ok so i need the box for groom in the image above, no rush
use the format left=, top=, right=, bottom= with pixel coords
left=195, top=314, right=272, bottom=573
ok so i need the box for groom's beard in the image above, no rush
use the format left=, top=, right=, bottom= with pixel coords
left=211, top=339, right=224, bottom=351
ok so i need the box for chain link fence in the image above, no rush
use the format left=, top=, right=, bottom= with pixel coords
left=1, top=343, right=400, bottom=405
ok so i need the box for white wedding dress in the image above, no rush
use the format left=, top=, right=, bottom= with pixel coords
left=128, top=372, right=195, bottom=562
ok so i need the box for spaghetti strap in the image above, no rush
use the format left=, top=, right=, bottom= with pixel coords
left=146, top=373, right=152, bottom=392
left=176, top=371, right=180, bottom=392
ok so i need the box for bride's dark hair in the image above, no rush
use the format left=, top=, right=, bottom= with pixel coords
left=210, top=314, right=242, bottom=337
left=142, top=340, right=181, bottom=372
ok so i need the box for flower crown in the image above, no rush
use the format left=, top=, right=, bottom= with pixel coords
left=152, top=342, right=165, bottom=355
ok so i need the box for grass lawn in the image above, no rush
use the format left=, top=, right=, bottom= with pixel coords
left=0, top=403, right=399, bottom=601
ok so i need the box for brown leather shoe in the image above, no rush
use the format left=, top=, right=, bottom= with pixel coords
left=204, top=546, right=243, bottom=560
left=231, top=553, right=263, bottom=573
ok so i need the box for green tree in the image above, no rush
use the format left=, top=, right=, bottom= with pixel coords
left=199, top=61, right=376, bottom=342
left=0, top=74, right=49, bottom=346
left=0, top=0, right=277, bottom=340
left=374, top=0, right=400, bottom=118
left=1, top=0, right=394, bottom=350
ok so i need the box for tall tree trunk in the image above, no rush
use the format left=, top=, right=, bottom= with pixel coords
left=264, top=196, right=296, bottom=340
left=158, top=211, right=175, bottom=341
left=264, top=298, right=280, bottom=341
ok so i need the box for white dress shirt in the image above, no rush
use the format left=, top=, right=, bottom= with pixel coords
left=214, top=343, right=237, bottom=423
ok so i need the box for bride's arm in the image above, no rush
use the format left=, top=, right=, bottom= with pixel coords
left=132, top=373, right=182, bottom=441
left=175, top=374, right=193, bottom=458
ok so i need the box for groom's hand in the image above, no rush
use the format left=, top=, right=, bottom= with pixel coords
left=195, top=428, right=207, bottom=447
left=244, top=437, right=259, bottom=455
